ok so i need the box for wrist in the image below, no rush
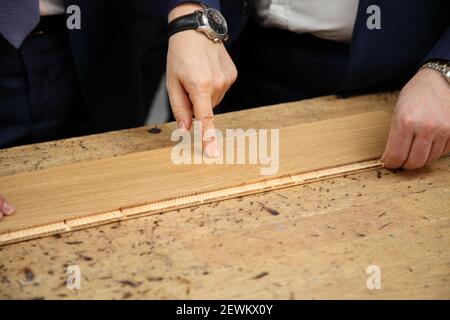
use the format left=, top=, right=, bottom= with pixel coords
left=413, top=68, right=450, bottom=98
left=420, top=59, right=450, bottom=87
left=168, top=5, right=229, bottom=43
left=169, top=3, right=204, bottom=22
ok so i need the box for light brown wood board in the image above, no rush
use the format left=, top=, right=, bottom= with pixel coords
left=0, top=111, right=391, bottom=245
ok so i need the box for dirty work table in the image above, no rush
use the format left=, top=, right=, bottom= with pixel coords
left=0, top=92, right=449, bottom=299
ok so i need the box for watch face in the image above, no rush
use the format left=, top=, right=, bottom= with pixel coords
left=204, top=8, right=227, bottom=36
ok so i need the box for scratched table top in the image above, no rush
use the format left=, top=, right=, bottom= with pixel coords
left=0, top=92, right=449, bottom=299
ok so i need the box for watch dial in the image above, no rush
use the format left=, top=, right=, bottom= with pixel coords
left=206, top=10, right=227, bottom=35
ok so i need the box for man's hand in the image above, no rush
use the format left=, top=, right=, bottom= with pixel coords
left=166, top=3, right=237, bottom=157
left=0, top=194, right=15, bottom=220
left=382, top=68, right=450, bottom=169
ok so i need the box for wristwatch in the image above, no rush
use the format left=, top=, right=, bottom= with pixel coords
left=421, top=60, right=450, bottom=85
left=168, top=8, right=229, bottom=43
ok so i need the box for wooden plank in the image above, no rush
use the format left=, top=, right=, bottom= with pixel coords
left=0, top=111, right=391, bottom=245
left=0, top=92, right=399, bottom=177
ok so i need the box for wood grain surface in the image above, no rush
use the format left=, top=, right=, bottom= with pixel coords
left=0, top=92, right=449, bottom=300
left=0, top=111, right=390, bottom=244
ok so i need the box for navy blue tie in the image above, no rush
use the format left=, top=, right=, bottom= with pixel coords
left=0, top=0, right=40, bottom=48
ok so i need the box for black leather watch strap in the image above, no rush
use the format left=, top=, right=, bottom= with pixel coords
left=168, top=11, right=201, bottom=38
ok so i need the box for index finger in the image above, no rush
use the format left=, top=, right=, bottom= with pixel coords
left=190, top=91, right=219, bottom=157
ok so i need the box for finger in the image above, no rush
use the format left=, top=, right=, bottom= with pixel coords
left=167, top=79, right=193, bottom=130
left=221, top=67, right=237, bottom=102
left=403, top=135, right=433, bottom=170
left=381, top=117, right=414, bottom=168
left=214, top=93, right=225, bottom=109
left=427, top=136, right=447, bottom=164
left=0, top=195, right=15, bottom=217
left=211, top=73, right=229, bottom=108
left=443, top=139, right=450, bottom=156
left=190, top=91, right=219, bottom=158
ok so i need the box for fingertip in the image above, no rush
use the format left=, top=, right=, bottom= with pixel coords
left=382, top=160, right=393, bottom=169
left=177, top=120, right=187, bottom=130
left=382, top=157, right=401, bottom=170
left=204, top=141, right=220, bottom=158
left=381, top=146, right=410, bottom=169
left=2, top=201, right=15, bottom=216
left=380, top=151, right=392, bottom=168
left=177, top=117, right=193, bottom=132
left=168, top=79, right=194, bottom=130
left=184, top=117, right=193, bottom=131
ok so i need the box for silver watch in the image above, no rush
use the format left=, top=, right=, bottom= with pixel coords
left=168, top=8, right=229, bottom=43
left=421, top=60, right=450, bottom=85
left=197, top=8, right=229, bottom=43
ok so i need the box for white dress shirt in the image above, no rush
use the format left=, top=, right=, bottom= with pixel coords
left=254, top=0, right=360, bottom=43
left=40, top=0, right=65, bottom=16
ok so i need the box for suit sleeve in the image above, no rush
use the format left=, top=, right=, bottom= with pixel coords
left=424, top=28, right=450, bottom=62
left=167, top=0, right=220, bottom=12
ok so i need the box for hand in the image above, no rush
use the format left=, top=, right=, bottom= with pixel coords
left=0, top=194, right=15, bottom=220
left=166, top=3, right=237, bottom=157
left=382, top=68, right=450, bottom=169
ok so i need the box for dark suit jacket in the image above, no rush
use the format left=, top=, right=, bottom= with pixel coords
left=169, top=0, right=450, bottom=91
left=63, top=0, right=160, bottom=132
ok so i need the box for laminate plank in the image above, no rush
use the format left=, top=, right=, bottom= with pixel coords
left=0, top=111, right=390, bottom=244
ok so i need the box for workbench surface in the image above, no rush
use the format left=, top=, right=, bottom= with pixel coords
left=0, top=92, right=449, bottom=299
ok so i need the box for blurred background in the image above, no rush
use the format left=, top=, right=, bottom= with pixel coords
left=146, top=76, right=169, bottom=125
